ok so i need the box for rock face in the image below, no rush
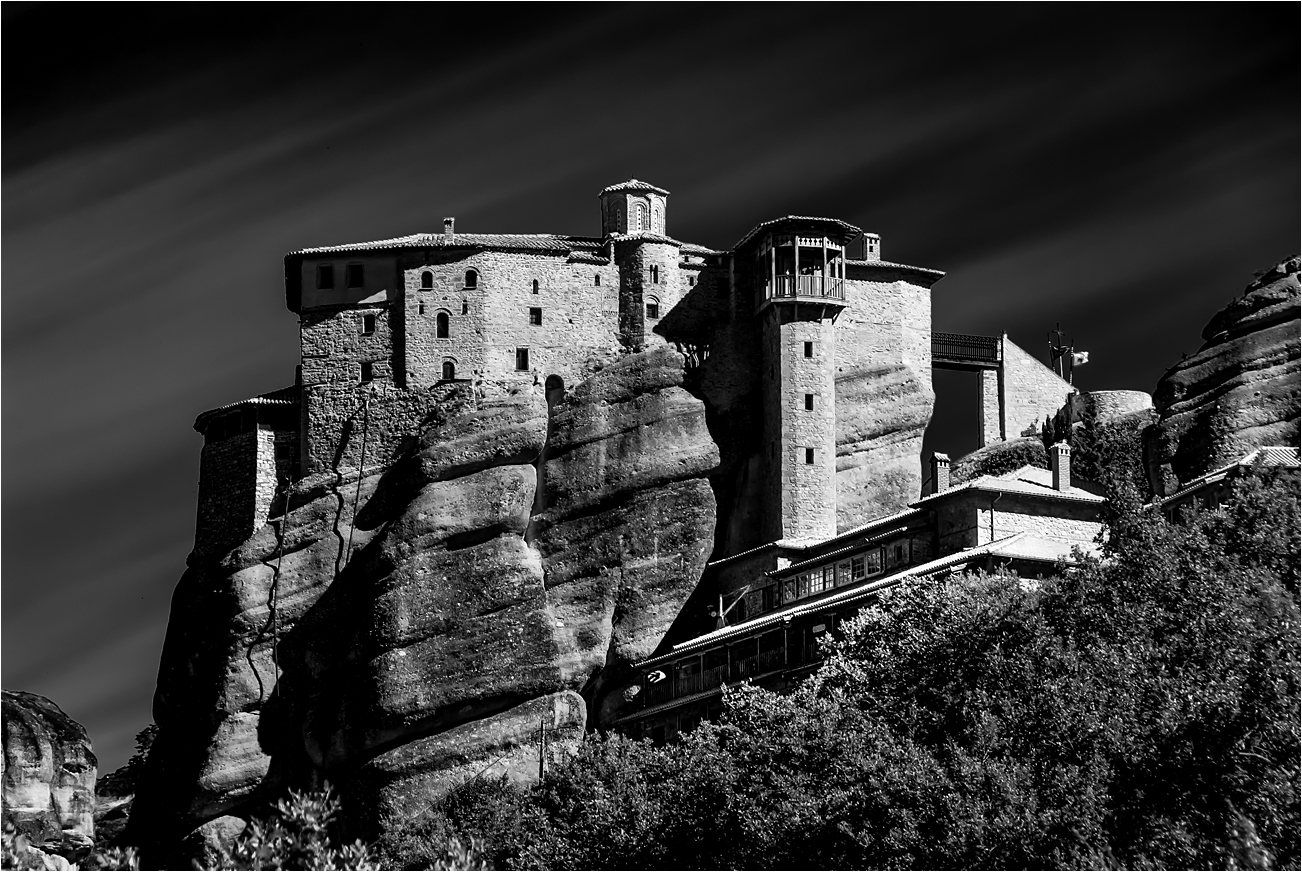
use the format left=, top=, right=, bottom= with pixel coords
left=1146, top=256, right=1301, bottom=495
left=1, top=691, right=96, bottom=856
left=129, top=346, right=719, bottom=853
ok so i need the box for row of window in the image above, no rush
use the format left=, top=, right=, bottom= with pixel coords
left=417, top=270, right=604, bottom=290
left=354, top=348, right=533, bottom=384
left=318, top=264, right=364, bottom=290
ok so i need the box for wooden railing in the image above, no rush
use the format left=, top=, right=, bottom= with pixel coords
left=767, top=274, right=845, bottom=301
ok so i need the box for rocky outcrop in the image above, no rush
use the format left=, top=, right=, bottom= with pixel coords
left=129, top=346, right=719, bottom=854
left=1, top=691, right=96, bottom=857
left=1146, top=256, right=1301, bottom=495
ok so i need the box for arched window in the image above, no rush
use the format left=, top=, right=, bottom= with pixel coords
left=652, top=202, right=664, bottom=233
left=634, top=203, right=647, bottom=232
left=464, top=269, right=478, bottom=289
left=649, top=265, right=659, bottom=284
left=462, top=299, right=469, bottom=315
left=645, top=298, right=659, bottom=320
left=442, top=360, right=456, bottom=380
left=532, top=279, right=539, bottom=294
left=436, top=311, right=450, bottom=338
left=420, top=270, right=434, bottom=289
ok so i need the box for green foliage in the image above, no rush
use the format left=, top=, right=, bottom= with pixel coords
left=401, top=471, right=1299, bottom=870
left=210, top=787, right=375, bottom=871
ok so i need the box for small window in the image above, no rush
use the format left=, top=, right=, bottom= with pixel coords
left=532, top=279, right=540, bottom=294
left=436, top=312, right=450, bottom=338
left=804, top=393, right=814, bottom=411
left=462, top=300, right=469, bottom=315
left=594, top=274, right=601, bottom=286
left=645, top=301, right=659, bottom=320
left=529, top=307, right=543, bottom=326
left=804, top=341, right=814, bottom=358
left=420, top=270, right=434, bottom=289
left=418, top=302, right=426, bottom=315
left=515, top=347, right=530, bottom=370
left=360, top=362, right=374, bottom=383
left=346, top=264, right=364, bottom=288
left=362, top=314, right=376, bottom=335
left=805, top=448, right=815, bottom=465
left=650, top=265, right=659, bottom=284
left=442, top=360, right=455, bottom=380
left=464, top=269, right=478, bottom=289
left=688, top=275, right=695, bottom=287
left=316, top=264, right=334, bottom=289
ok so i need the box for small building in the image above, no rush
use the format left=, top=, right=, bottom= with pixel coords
left=615, top=444, right=1105, bottom=742
left=1153, top=446, right=1300, bottom=520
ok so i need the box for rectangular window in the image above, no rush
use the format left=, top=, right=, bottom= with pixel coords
left=850, top=556, right=865, bottom=580
left=804, top=393, right=814, bottom=411
left=316, top=264, right=334, bottom=289
left=804, top=447, right=815, bottom=465
left=462, top=300, right=469, bottom=315
left=346, top=264, right=364, bottom=288
left=529, top=307, right=543, bottom=325
left=688, top=275, right=695, bottom=287
left=418, top=302, right=426, bottom=315
left=515, top=347, right=530, bottom=371
left=804, top=341, right=814, bottom=358
left=645, top=302, right=659, bottom=319
left=360, top=362, right=374, bottom=382
left=594, top=274, right=601, bottom=286
left=361, top=314, right=376, bottom=335
left=864, top=548, right=883, bottom=577
left=650, top=265, right=659, bottom=284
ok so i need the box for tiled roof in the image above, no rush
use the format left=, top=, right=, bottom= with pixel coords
left=567, top=252, right=610, bottom=265
left=639, top=533, right=1043, bottom=666
left=600, top=178, right=670, bottom=196
left=292, top=234, right=606, bottom=256
left=610, top=232, right=682, bottom=246
left=194, top=386, right=299, bottom=432
left=680, top=242, right=723, bottom=256
left=734, top=215, right=864, bottom=251
left=845, top=258, right=946, bottom=278
left=1154, top=446, right=1301, bottom=506
left=911, top=464, right=1105, bottom=508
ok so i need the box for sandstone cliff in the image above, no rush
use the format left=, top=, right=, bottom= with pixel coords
left=1, top=691, right=96, bottom=858
left=129, top=346, right=719, bottom=853
left=1146, top=256, right=1301, bottom=495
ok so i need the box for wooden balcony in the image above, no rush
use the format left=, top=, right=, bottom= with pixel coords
left=764, top=274, right=846, bottom=303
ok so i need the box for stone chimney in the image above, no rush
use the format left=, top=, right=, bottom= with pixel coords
left=443, top=217, right=455, bottom=241
left=1051, top=441, right=1071, bottom=491
left=930, top=452, right=950, bottom=494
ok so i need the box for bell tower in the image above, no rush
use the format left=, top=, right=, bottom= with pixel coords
left=598, top=179, right=669, bottom=237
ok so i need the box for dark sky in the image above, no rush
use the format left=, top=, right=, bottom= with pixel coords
left=3, top=4, right=1297, bottom=772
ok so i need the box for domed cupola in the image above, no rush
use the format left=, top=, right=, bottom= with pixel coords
left=598, top=179, right=669, bottom=237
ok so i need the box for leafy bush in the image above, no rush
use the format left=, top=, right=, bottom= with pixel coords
left=403, top=470, right=1299, bottom=869
left=209, top=786, right=374, bottom=871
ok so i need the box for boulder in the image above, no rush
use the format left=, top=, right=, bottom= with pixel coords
left=1146, top=256, right=1301, bottom=495
left=1, top=691, right=96, bottom=857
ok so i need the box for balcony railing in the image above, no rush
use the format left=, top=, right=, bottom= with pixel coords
left=766, top=274, right=845, bottom=302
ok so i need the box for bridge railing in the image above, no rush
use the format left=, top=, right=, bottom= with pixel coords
left=932, top=332, right=1001, bottom=367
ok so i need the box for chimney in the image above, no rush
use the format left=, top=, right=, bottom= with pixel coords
left=443, top=217, right=455, bottom=242
left=930, top=452, right=950, bottom=495
left=1051, top=441, right=1071, bottom=491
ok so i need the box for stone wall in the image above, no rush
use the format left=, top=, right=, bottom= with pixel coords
left=195, top=430, right=282, bottom=560
left=981, top=335, right=1074, bottom=446
left=762, top=307, right=838, bottom=542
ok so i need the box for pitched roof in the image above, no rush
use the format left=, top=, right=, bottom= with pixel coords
left=599, top=178, right=670, bottom=196
left=637, top=530, right=1100, bottom=667
left=911, top=464, right=1105, bottom=508
left=291, top=233, right=606, bottom=256
left=1155, top=446, right=1301, bottom=506
left=194, top=386, right=299, bottom=432
left=845, top=258, right=946, bottom=278
left=733, top=215, right=864, bottom=251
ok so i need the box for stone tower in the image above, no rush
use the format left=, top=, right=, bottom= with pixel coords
left=742, top=218, right=854, bottom=542
left=602, top=180, right=681, bottom=349
left=598, top=178, right=669, bottom=236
